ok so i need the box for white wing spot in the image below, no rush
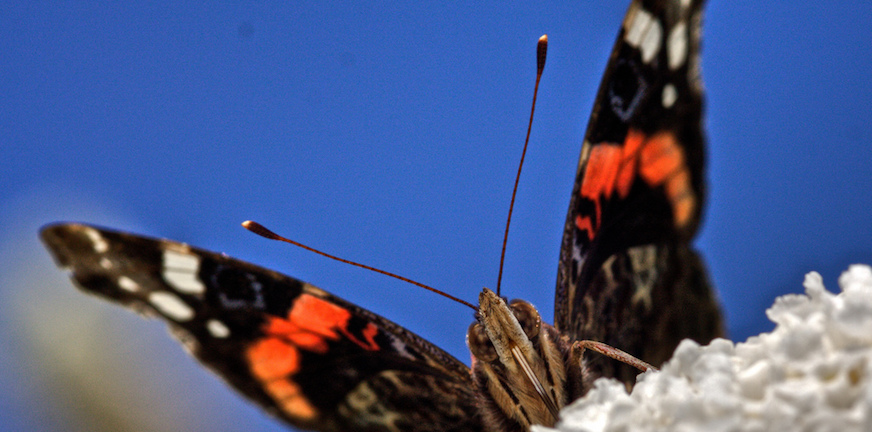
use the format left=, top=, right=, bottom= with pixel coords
left=390, top=335, right=417, bottom=360
left=624, top=7, right=662, bottom=64
left=667, top=22, right=688, bottom=70
left=662, top=84, right=678, bottom=108
left=624, top=7, right=652, bottom=48
left=639, top=19, right=662, bottom=64
left=162, top=249, right=206, bottom=294
left=100, top=257, right=113, bottom=269
left=207, top=319, right=230, bottom=338
left=148, top=291, right=195, bottom=322
left=82, top=227, right=109, bottom=253
left=118, top=276, right=139, bottom=292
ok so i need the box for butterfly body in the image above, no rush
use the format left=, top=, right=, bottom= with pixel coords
left=41, top=0, right=723, bottom=430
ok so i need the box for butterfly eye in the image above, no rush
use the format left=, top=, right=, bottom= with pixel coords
left=467, top=322, right=498, bottom=362
left=509, top=300, right=540, bottom=339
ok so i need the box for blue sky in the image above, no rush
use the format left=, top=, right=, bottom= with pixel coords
left=2, top=2, right=871, bottom=431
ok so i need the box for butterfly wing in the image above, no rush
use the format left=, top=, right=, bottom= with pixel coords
left=555, top=0, right=724, bottom=385
left=41, top=223, right=481, bottom=432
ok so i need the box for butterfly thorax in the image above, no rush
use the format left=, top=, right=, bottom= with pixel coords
left=467, top=288, right=582, bottom=431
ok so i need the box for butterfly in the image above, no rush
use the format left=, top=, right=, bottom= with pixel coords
left=41, top=1, right=724, bottom=431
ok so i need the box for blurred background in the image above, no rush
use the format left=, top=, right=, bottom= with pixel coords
left=2, top=2, right=870, bottom=431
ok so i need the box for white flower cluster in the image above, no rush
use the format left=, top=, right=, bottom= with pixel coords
left=537, top=265, right=872, bottom=432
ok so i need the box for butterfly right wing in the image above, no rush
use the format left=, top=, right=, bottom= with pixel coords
left=555, top=0, right=724, bottom=385
left=41, top=223, right=481, bottom=432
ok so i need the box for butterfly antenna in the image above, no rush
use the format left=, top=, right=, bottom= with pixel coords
left=242, top=220, right=477, bottom=310
left=496, top=35, right=548, bottom=297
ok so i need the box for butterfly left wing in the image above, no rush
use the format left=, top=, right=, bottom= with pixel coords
left=555, top=0, right=724, bottom=385
left=41, top=223, right=481, bottom=432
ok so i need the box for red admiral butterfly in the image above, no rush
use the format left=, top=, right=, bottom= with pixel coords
left=41, top=1, right=723, bottom=430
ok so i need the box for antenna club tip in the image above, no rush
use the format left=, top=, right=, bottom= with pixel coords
left=242, top=220, right=281, bottom=240
left=536, top=35, right=548, bottom=72
left=241, top=220, right=263, bottom=232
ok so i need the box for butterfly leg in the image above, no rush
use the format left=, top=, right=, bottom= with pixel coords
left=574, top=340, right=656, bottom=372
left=566, top=339, right=657, bottom=399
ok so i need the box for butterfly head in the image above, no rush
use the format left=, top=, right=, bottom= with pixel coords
left=467, top=288, right=568, bottom=429
left=468, top=289, right=540, bottom=365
